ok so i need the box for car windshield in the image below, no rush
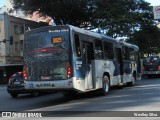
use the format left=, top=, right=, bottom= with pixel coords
left=143, top=56, right=160, bottom=65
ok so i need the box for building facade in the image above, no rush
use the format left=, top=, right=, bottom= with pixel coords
left=0, top=13, right=47, bottom=83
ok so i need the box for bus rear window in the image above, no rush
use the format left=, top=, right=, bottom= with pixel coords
left=24, top=29, right=69, bottom=55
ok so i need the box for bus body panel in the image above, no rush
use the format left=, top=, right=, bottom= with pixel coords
left=24, top=78, right=74, bottom=90
left=92, top=60, right=119, bottom=87
left=72, top=46, right=94, bottom=91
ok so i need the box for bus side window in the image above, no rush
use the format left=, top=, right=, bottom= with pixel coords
left=74, top=34, right=81, bottom=57
left=129, top=48, right=135, bottom=61
left=94, top=39, right=103, bottom=59
left=135, top=52, right=140, bottom=63
left=123, top=46, right=129, bottom=61
left=103, top=41, right=114, bottom=59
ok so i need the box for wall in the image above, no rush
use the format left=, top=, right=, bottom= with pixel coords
left=0, top=14, right=6, bottom=65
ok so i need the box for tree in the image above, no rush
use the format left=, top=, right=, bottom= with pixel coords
left=129, top=25, right=160, bottom=56
left=11, top=0, right=96, bottom=27
left=11, top=0, right=160, bottom=55
left=93, top=0, right=156, bottom=38
left=11, top=0, right=156, bottom=36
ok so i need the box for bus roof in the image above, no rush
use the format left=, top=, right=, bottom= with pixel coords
left=70, top=25, right=139, bottom=50
left=25, top=25, right=139, bottom=50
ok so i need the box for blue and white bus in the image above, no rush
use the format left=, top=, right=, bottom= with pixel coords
left=23, top=25, right=141, bottom=96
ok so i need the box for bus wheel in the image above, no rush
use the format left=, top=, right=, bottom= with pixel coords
left=100, top=76, right=110, bottom=95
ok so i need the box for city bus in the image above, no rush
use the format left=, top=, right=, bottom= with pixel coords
left=23, top=25, right=141, bottom=96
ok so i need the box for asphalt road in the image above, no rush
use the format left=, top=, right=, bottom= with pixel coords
left=0, top=78, right=160, bottom=119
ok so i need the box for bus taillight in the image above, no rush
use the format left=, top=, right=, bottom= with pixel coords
left=67, top=63, right=72, bottom=78
left=158, top=66, right=160, bottom=71
left=23, top=66, right=28, bottom=80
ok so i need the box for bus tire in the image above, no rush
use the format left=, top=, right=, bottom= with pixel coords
left=100, top=75, right=110, bottom=95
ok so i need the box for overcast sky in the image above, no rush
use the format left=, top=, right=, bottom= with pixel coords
left=0, top=0, right=5, bottom=7
left=145, top=0, right=160, bottom=6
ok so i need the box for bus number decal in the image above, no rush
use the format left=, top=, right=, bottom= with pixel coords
left=52, top=36, right=63, bottom=43
left=76, top=61, right=82, bottom=69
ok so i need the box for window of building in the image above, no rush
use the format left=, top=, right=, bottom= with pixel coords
left=19, top=40, right=23, bottom=51
left=15, top=42, right=19, bottom=52
left=14, top=25, right=24, bottom=34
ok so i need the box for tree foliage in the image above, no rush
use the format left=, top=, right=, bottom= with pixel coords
left=11, top=0, right=96, bottom=27
left=129, top=25, right=160, bottom=57
left=93, top=0, right=154, bottom=38
left=11, top=0, right=160, bottom=55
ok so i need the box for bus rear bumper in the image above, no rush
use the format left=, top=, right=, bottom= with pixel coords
left=24, top=79, right=74, bottom=91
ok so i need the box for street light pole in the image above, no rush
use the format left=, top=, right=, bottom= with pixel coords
left=0, top=39, right=9, bottom=43
left=0, top=39, right=13, bottom=44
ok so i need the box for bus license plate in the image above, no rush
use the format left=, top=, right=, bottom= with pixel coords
left=41, top=76, right=51, bottom=80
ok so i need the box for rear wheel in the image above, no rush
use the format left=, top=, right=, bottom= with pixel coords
left=100, top=76, right=110, bottom=95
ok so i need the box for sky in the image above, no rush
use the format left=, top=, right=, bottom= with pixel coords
left=0, top=0, right=5, bottom=7
left=145, top=0, right=160, bottom=6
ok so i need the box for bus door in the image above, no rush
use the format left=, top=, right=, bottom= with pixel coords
left=82, top=42, right=93, bottom=90
left=115, top=48, right=123, bottom=84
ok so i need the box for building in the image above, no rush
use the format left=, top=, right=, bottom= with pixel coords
left=0, top=13, right=47, bottom=84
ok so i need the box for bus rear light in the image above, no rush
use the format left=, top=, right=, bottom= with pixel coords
left=158, top=66, right=160, bottom=71
left=67, top=71, right=71, bottom=75
left=23, top=66, right=28, bottom=79
left=66, top=63, right=72, bottom=78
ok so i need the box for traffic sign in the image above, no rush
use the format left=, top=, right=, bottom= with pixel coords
left=153, top=6, right=160, bottom=19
